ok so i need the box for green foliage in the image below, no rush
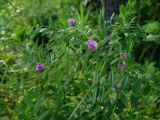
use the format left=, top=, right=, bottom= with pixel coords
left=0, top=0, right=160, bottom=120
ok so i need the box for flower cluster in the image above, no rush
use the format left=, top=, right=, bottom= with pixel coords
left=36, top=63, right=45, bottom=71
left=68, top=18, right=76, bottom=26
left=87, top=39, right=98, bottom=49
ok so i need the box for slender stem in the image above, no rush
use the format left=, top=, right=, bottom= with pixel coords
left=68, top=83, right=95, bottom=120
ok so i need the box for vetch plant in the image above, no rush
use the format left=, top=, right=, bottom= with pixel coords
left=36, top=63, right=45, bottom=71
left=118, top=62, right=125, bottom=69
left=87, top=39, right=98, bottom=49
left=68, top=18, right=76, bottom=26
left=1, top=0, right=160, bottom=119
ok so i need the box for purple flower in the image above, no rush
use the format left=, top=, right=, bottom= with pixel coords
left=87, top=39, right=98, bottom=49
left=36, top=63, right=45, bottom=71
left=68, top=18, right=75, bottom=25
left=118, top=63, right=125, bottom=69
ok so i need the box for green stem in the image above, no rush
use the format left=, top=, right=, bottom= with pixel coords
left=68, top=83, right=95, bottom=120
